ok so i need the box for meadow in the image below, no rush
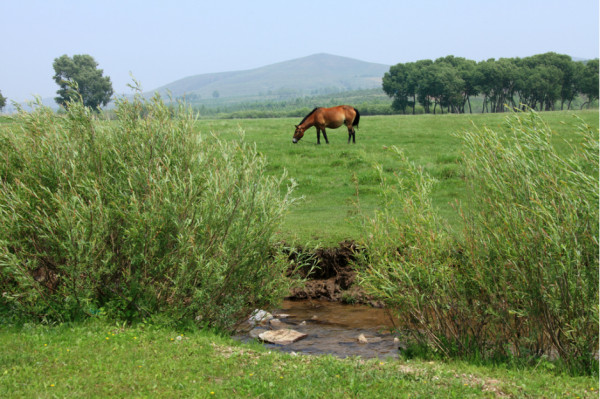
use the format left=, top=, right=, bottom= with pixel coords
left=196, top=110, right=599, bottom=246
left=0, top=104, right=597, bottom=396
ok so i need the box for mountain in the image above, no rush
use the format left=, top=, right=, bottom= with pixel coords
left=149, top=53, right=390, bottom=100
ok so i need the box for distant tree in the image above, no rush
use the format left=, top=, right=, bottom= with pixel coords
left=0, top=90, right=6, bottom=112
left=576, top=59, right=599, bottom=108
left=476, top=58, right=517, bottom=112
left=412, top=59, right=434, bottom=113
left=383, top=52, right=586, bottom=114
left=436, top=56, right=478, bottom=113
left=519, top=65, right=562, bottom=111
left=212, top=90, right=220, bottom=99
left=383, top=63, right=412, bottom=113
left=53, top=54, right=113, bottom=109
left=522, top=53, right=574, bottom=110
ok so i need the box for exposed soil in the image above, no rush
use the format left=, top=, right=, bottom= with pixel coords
left=285, top=241, right=374, bottom=304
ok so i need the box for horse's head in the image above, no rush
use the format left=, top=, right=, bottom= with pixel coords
left=292, top=125, right=305, bottom=143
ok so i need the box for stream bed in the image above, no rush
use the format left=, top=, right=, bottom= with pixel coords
left=235, top=299, right=400, bottom=359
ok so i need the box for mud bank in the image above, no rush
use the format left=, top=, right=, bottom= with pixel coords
left=285, top=241, right=373, bottom=303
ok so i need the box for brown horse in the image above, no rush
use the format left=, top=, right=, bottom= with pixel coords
left=292, top=105, right=360, bottom=144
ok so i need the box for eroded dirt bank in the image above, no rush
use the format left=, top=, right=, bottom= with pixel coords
left=285, top=241, right=373, bottom=303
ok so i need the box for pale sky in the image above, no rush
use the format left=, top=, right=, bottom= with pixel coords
left=1, top=0, right=598, bottom=104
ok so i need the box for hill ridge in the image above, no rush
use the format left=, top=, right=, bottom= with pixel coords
left=149, top=53, right=390, bottom=100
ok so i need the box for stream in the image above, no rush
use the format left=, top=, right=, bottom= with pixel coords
left=235, top=299, right=400, bottom=359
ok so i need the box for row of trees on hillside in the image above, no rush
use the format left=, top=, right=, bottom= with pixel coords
left=383, top=53, right=599, bottom=114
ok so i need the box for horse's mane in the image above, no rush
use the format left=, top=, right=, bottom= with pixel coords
left=298, top=107, right=320, bottom=125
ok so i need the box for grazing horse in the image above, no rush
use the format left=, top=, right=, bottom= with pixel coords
left=292, top=105, right=360, bottom=144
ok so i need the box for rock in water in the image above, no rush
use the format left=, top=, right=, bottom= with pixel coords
left=269, top=318, right=288, bottom=329
left=258, top=329, right=308, bottom=345
left=248, top=309, right=273, bottom=326
left=357, top=333, right=368, bottom=344
left=249, top=327, right=268, bottom=339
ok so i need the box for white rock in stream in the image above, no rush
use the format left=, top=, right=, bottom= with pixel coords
left=357, top=334, right=368, bottom=344
left=248, top=309, right=273, bottom=326
left=258, top=329, right=308, bottom=345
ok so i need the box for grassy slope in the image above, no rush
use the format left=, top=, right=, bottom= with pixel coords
left=153, top=54, right=389, bottom=100
left=197, top=110, right=599, bottom=246
left=1, top=321, right=597, bottom=398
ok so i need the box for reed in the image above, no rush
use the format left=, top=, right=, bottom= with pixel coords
left=356, top=110, right=599, bottom=374
left=0, top=93, right=296, bottom=330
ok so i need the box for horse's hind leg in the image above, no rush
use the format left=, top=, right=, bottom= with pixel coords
left=347, top=127, right=355, bottom=144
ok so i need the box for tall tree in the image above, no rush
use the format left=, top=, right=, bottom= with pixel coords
left=412, top=59, right=434, bottom=113
left=524, top=52, right=573, bottom=110
left=53, top=54, right=113, bottom=109
left=435, top=56, right=476, bottom=113
left=476, top=58, right=517, bottom=112
left=0, top=90, right=6, bottom=113
left=383, top=63, right=412, bottom=113
left=426, top=62, right=465, bottom=114
left=576, top=59, right=599, bottom=108
left=382, top=52, right=592, bottom=115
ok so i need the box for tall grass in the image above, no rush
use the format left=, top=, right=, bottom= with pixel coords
left=0, top=93, right=296, bottom=330
left=357, top=110, right=598, bottom=374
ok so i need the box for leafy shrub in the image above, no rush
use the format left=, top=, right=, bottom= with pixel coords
left=356, top=149, right=463, bottom=356
left=0, top=94, right=296, bottom=330
left=459, top=111, right=598, bottom=372
left=357, top=111, right=598, bottom=374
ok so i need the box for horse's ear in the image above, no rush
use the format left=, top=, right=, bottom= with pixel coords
left=295, top=125, right=299, bottom=128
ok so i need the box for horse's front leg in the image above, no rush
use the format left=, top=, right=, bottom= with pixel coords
left=322, top=129, right=329, bottom=144
left=316, top=128, right=321, bottom=144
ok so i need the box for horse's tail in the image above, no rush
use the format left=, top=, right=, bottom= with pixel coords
left=352, top=108, right=360, bottom=128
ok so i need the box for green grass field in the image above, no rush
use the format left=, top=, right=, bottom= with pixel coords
left=1, top=320, right=597, bottom=398
left=1, top=109, right=598, bottom=397
left=196, top=110, right=599, bottom=246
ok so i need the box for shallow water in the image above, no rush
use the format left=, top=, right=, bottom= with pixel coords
left=236, top=299, right=400, bottom=359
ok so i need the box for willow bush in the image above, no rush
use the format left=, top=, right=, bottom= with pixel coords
left=0, top=94, right=295, bottom=330
left=357, top=111, right=598, bottom=374
left=459, top=112, right=598, bottom=372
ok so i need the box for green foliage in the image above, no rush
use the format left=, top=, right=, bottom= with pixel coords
left=356, top=110, right=599, bottom=374
left=459, top=111, right=599, bottom=372
left=0, top=93, right=295, bottom=329
left=577, top=59, right=599, bottom=106
left=383, top=63, right=416, bottom=113
left=52, top=54, right=114, bottom=109
left=356, top=148, right=462, bottom=354
left=384, top=52, right=599, bottom=114
left=0, top=90, right=6, bottom=112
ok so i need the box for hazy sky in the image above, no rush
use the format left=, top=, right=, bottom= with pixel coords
left=1, top=0, right=598, bottom=104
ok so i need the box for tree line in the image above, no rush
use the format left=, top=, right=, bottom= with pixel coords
left=383, top=53, right=599, bottom=114
left=2, top=52, right=597, bottom=116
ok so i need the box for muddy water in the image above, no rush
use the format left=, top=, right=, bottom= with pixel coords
left=236, top=300, right=400, bottom=359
